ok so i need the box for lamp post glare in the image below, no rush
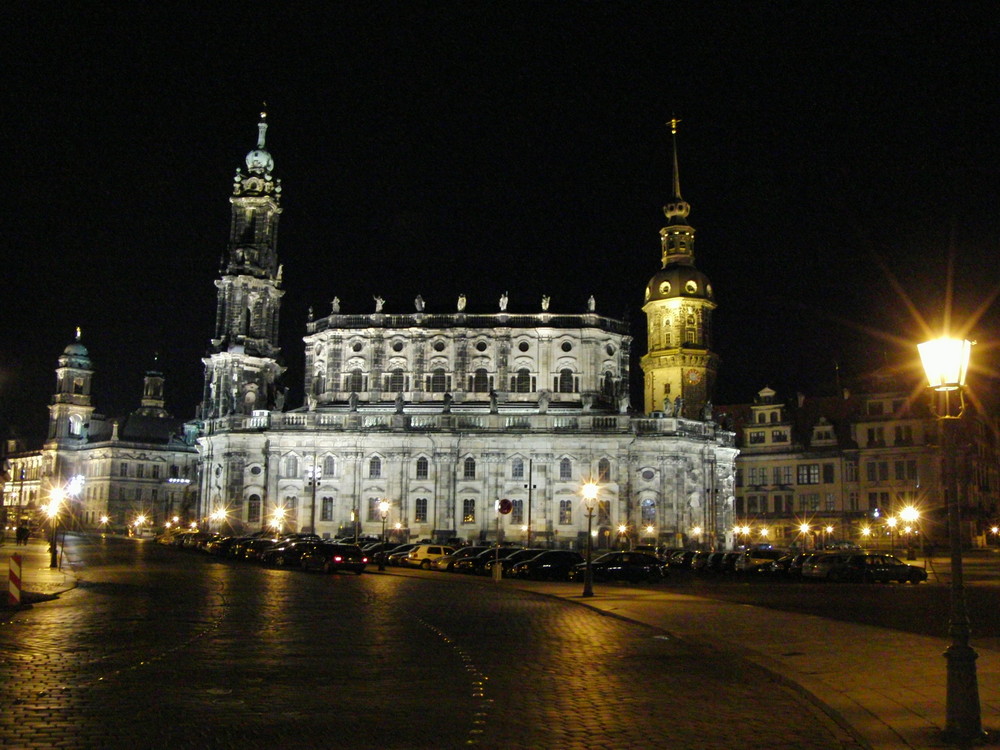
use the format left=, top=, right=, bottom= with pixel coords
left=921, top=334, right=982, bottom=743
left=47, top=488, right=64, bottom=568
left=378, top=500, right=390, bottom=571
left=581, top=482, right=598, bottom=597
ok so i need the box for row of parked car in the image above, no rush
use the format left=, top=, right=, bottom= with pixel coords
left=665, top=546, right=928, bottom=584
left=156, top=528, right=369, bottom=574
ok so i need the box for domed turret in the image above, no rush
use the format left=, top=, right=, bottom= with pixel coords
left=245, top=112, right=274, bottom=174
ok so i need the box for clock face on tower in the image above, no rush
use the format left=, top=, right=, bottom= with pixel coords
left=685, top=369, right=702, bottom=385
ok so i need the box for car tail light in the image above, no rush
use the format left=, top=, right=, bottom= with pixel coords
left=333, top=556, right=343, bottom=562
left=362, top=557, right=369, bottom=563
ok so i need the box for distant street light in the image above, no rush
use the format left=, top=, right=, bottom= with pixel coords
left=920, top=334, right=982, bottom=743
left=581, top=483, right=598, bottom=597
left=378, top=500, right=390, bottom=571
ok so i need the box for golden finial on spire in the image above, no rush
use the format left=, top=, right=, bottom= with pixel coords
left=261, top=101, right=268, bottom=120
left=668, top=116, right=681, bottom=135
left=75, top=326, right=81, bottom=341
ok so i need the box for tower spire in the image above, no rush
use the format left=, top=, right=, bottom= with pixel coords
left=669, top=116, right=682, bottom=200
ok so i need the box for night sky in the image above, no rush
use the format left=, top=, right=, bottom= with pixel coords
left=4, top=3, right=999, bottom=447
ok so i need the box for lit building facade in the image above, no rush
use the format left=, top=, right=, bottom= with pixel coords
left=196, top=117, right=737, bottom=550
left=2, top=335, right=200, bottom=531
left=721, top=376, right=999, bottom=549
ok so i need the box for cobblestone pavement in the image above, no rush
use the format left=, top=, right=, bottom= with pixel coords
left=0, top=536, right=862, bottom=749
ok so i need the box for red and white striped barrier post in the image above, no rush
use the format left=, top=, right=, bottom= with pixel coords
left=8, top=553, right=22, bottom=606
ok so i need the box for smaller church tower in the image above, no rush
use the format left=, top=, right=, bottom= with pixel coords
left=135, top=354, right=171, bottom=418
left=201, top=112, right=286, bottom=419
left=640, top=121, right=720, bottom=418
left=47, top=328, right=96, bottom=442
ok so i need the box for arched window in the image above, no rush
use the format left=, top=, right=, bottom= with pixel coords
left=770, top=412, right=779, bottom=424
left=429, top=368, right=448, bottom=393
left=323, top=455, right=336, bottom=476
left=388, top=368, right=405, bottom=393
left=559, top=500, right=572, bottom=525
left=284, top=456, right=299, bottom=477
left=559, top=458, right=572, bottom=480
left=416, top=457, right=429, bottom=479
left=641, top=498, right=656, bottom=524
left=369, top=456, right=381, bottom=479
left=68, top=414, right=83, bottom=437
left=247, top=494, right=261, bottom=524
left=471, top=368, right=490, bottom=393
left=602, top=372, right=615, bottom=398
left=598, top=458, right=611, bottom=482
left=558, top=369, right=575, bottom=393
left=512, top=368, right=532, bottom=393
left=512, top=458, right=524, bottom=479
left=345, top=368, right=364, bottom=392
left=463, top=457, right=476, bottom=479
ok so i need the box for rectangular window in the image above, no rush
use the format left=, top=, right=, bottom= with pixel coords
left=845, top=461, right=858, bottom=482
left=822, top=464, right=835, bottom=484
left=559, top=500, right=572, bottom=525
left=512, top=461, right=524, bottom=480
left=152, top=465, right=160, bottom=479
left=511, top=499, right=523, bottom=524
left=848, top=491, right=859, bottom=511
left=907, top=460, right=918, bottom=481
left=735, top=469, right=743, bottom=488
left=321, top=497, right=334, bottom=522
left=597, top=501, right=610, bottom=526
left=462, top=499, right=475, bottom=524
left=367, top=497, right=380, bottom=522
left=248, top=497, right=261, bottom=523
left=747, top=496, right=759, bottom=513
left=878, top=462, right=888, bottom=482
left=868, top=492, right=879, bottom=510
left=866, top=462, right=878, bottom=482
left=136, top=464, right=145, bottom=479
left=797, top=464, right=820, bottom=485
left=825, top=493, right=835, bottom=511
left=895, top=461, right=905, bottom=481
left=120, top=462, right=128, bottom=477
left=771, top=430, right=788, bottom=442
left=749, top=431, right=766, bottom=444
left=415, top=498, right=428, bottom=523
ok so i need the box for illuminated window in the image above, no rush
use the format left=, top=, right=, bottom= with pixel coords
left=559, top=500, right=572, bottom=524
left=462, top=499, right=475, bottom=524
left=414, top=497, right=428, bottom=523
left=321, top=497, right=334, bottom=521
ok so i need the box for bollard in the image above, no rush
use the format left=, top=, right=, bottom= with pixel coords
left=8, top=553, right=22, bottom=606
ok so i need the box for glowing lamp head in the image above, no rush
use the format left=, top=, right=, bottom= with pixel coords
left=919, top=337, right=971, bottom=391
left=581, top=482, right=599, bottom=508
left=899, top=506, right=919, bottom=523
left=887, top=517, right=898, bottom=529
left=618, top=524, right=628, bottom=535
left=799, top=523, right=810, bottom=534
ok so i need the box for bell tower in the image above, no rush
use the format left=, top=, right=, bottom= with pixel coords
left=47, top=328, right=96, bottom=443
left=201, top=112, right=286, bottom=419
left=640, top=120, right=719, bottom=418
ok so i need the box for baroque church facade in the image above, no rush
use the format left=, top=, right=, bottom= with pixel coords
left=2, top=333, right=200, bottom=531
left=196, top=116, right=737, bottom=550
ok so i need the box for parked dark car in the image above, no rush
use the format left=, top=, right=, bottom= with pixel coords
left=205, top=535, right=241, bottom=556
left=702, top=551, right=728, bottom=573
left=510, top=550, right=585, bottom=580
left=386, top=544, right=421, bottom=566
left=300, top=543, right=368, bottom=574
left=690, top=550, right=712, bottom=573
left=803, top=552, right=927, bottom=583
left=260, top=539, right=329, bottom=567
left=735, top=547, right=787, bottom=575
left=454, top=546, right=522, bottom=575
left=433, top=545, right=492, bottom=571
left=667, top=550, right=696, bottom=569
left=482, top=548, right=547, bottom=576
left=570, top=551, right=667, bottom=583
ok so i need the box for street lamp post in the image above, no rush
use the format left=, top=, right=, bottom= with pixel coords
left=919, top=335, right=982, bottom=743
left=581, top=483, right=598, bottom=597
left=306, top=457, right=321, bottom=534
left=900, top=506, right=920, bottom=561
left=46, top=488, right=64, bottom=568
left=886, top=516, right=897, bottom=556
left=378, top=500, right=390, bottom=571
